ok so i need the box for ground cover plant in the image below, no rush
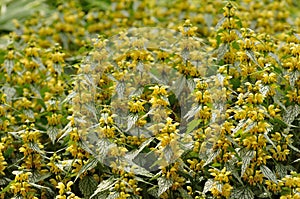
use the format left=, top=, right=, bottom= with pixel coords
left=0, top=0, right=299, bottom=198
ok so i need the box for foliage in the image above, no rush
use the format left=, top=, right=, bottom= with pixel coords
left=0, top=0, right=299, bottom=199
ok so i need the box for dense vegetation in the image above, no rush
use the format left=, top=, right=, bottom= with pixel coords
left=0, top=0, right=299, bottom=198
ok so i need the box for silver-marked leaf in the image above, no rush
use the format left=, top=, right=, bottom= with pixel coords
left=288, top=70, right=299, bottom=88
left=292, top=158, right=300, bottom=163
left=244, top=121, right=256, bottom=134
left=57, top=122, right=73, bottom=142
left=232, top=119, right=248, bottom=135
left=47, top=126, right=59, bottom=144
left=90, top=177, right=117, bottom=199
left=92, top=191, right=109, bottom=199
left=241, top=150, right=255, bottom=177
left=187, top=78, right=196, bottom=92
left=264, top=133, right=277, bottom=152
left=246, top=50, right=260, bottom=67
left=288, top=144, right=300, bottom=153
left=62, top=91, right=77, bottom=104
left=268, top=52, right=281, bottom=65
left=29, top=171, right=51, bottom=183
left=294, top=33, right=300, bottom=41
left=126, top=137, right=155, bottom=161
left=158, top=176, right=173, bottom=196
left=260, top=165, right=277, bottom=183
left=283, top=104, right=300, bottom=125
left=116, top=80, right=126, bottom=99
left=259, top=85, right=269, bottom=97
left=163, top=145, right=175, bottom=164
left=28, top=142, right=44, bottom=155
left=148, top=187, right=159, bottom=198
left=126, top=114, right=139, bottom=131
left=4, top=60, right=14, bottom=76
left=2, top=85, right=16, bottom=103
left=95, top=138, right=115, bottom=163
left=234, top=29, right=243, bottom=39
left=75, top=158, right=99, bottom=181
left=32, top=57, right=46, bottom=71
left=173, top=75, right=186, bottom=97
left=231, top=186, right=254, bottom=199
left=24, top=109, right=34, bottom=119
left=184, top=105, right=201, bottom=120
left=203, top=179, right=214, bottom=194
left=204, top=13, right=213, bottom=27
left=106, top=192, right=120, bottom=199
left=225, top=162, right=243, bottom=185
left=275, top=163, right=289, bottom=178
left=216, top=73, right=225, bottom=87
left=203, top=149, right=221, bottom=167
left=215, top=16, right=226, bottom=30
left=217, top=43, right=229, bottom=61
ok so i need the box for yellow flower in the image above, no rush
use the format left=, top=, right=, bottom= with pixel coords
left=222, top=183, right=233, bottom=198
left=56, top=182, right=65, bottom=195
left=128, top=99, right=146, bottom=113
left=149, top=85, right=168, bottom=96
left=209, top=167, right=231, bottom=183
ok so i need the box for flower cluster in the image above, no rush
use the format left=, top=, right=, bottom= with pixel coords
left=0, top=0, right=299, bottom=198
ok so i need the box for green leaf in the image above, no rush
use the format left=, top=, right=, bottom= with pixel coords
left=178, top=187, right=193, bottom=199
left=79, top=176, right=98, bottom=199
left=0, top=178, right=13, bottom=194
left=148, top=186, right=159, bottom=198
left=260, top=165, right=277, bottom=183
left=157, top=176, right=173, bottom=196
left=3, top=146, right=14, bottom=158
left=0, top=0, right=50, bottom=31
left=186, top=119, right=201, bottom=134
left=29, top=182, right=55, bottom=197
left=231, top=41, right=240, bottom=50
